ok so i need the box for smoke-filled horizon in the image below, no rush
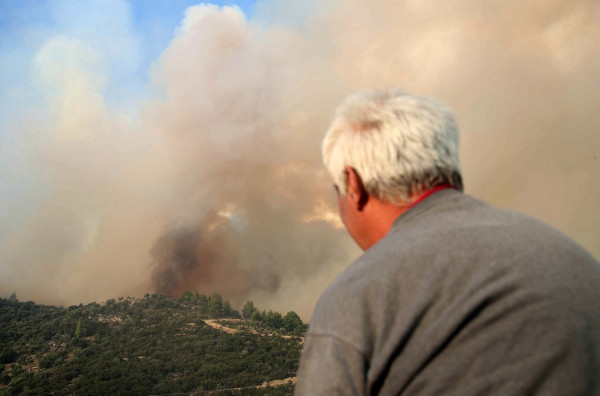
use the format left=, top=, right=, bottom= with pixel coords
left=1, top=0, right=598, bottom=320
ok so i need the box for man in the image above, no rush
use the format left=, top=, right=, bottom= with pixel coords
left=295, top=89, right=600, bottom=395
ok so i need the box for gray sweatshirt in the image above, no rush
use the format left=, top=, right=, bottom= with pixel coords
left=295, top=189, right=600, bottom=395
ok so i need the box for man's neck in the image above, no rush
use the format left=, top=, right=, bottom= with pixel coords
left=360, top=185, right=455, bottom=250
left=406, top=184, right=456, bottom=210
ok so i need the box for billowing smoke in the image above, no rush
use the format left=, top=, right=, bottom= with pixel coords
left=0, top=0, right=598, bottom=319
left=151, top=226, right=212, bottom=298
left=150, top=210, right=284, bottom=300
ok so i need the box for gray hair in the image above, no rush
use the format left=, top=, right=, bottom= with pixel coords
left=322, top=89, right=463, bottom=204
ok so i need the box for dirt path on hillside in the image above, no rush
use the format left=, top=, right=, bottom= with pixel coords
left=258, top=376, right=296, bottom=388
left=197, top=376, right=297, bottom=394
left=203, top=319, right=304, bottom=342
left=203, top=319, right=240, bottom=334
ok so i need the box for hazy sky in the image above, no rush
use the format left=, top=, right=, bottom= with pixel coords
left=1, top=0, right=598, bottom=319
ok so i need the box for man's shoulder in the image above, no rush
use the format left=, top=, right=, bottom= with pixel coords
left=310, top=190, right=600, bottom=335
left=393, top=190, right=591, bottom=255
left=309, top=254, right=376, bottom=322
left=306, top=249, right=388, bottom=355
left=305, top=191, right=600, bottom=395
left=394, top=189, right=541, bottom=232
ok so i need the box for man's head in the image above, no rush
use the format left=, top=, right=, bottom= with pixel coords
left=322, top=89, right=463, bottom=206
left=323, top=89, right=463, bottom=249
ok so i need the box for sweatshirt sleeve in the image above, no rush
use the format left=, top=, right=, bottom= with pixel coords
left=295, top=333, right=367, bottom=396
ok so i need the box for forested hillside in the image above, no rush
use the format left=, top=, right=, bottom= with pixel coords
left=0, top=292, right=306, bottom=395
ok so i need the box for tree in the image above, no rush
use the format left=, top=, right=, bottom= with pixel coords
left=283, top=311, right=303, bottom=333
left=264, top=311, right=283, bottom=329
left=75, top=319, right=82, bottom=338
left=208, top=294, right=224, bottom=317
left=242, top=301, right=257, bottom=319
left=251, top=310, right=263, bottom=323
left=179, top=291, right=194, bottom=302
left=223, top=301, right=238, bottom=318
left=0, top=348, right=18, bottom=364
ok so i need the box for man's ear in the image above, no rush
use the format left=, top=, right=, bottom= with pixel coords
left=345, top=166, right=369, bottom=211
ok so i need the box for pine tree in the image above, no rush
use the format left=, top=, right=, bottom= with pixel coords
left=75, top=319, right=82, bottom=338
left=242, top=301, right=257, bottom=319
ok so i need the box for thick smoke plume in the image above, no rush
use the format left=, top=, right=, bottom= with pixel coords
left=1, top=0, right=598, bottom=319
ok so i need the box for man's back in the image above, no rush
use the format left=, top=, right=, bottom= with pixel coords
left=296, top=189, right=600, bottom=395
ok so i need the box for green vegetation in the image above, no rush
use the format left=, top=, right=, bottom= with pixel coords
left=239, top=301, right=307, bottom=337
left=0, top=293, right=306, bottom=395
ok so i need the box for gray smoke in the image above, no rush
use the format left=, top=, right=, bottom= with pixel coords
left=0, top=0, right=598, bottom=319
